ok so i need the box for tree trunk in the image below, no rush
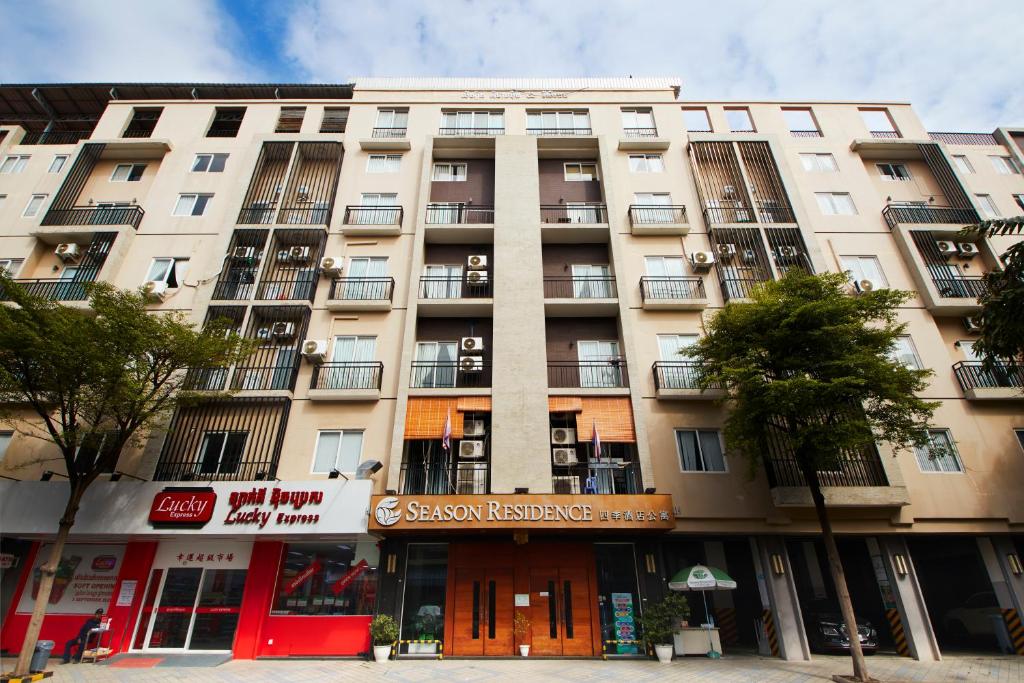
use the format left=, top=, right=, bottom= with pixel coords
left=803, top=462, right=869, bottom=682
left=13, top=485, right=83, bottom=676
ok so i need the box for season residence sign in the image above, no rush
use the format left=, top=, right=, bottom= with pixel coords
left=369, top=494, right=676, bottom=532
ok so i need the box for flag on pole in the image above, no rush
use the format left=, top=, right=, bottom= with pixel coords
left=442, top=409, right=452, bottom=452
left=592, top=419, right=601, bottom=461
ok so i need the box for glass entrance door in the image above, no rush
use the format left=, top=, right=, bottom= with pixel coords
left=136, top=567, right=247, bottom=651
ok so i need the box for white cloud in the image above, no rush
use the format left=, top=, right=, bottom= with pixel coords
left=281, top=0, right=1024, bottom=131
left=0, top=0, right=257, bottom=82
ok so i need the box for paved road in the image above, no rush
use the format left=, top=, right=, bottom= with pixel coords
left=4, top=653, right=1021, bottom=682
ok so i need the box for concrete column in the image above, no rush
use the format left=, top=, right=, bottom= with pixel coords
left=874, top=536, right=941, bottom=661
left=979, top=536, right=1024, bottom=655
left=753, top=536, right=810, bottom=661
left=490, top=135, right=551, bottom=493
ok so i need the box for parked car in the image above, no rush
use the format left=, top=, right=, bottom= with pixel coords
left=803, top=604, right=878, bottom=654
left=942, top=591, right=1001, bottom=640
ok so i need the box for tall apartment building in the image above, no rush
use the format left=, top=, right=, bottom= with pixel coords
left=1, top=78, right=1023, bottom=662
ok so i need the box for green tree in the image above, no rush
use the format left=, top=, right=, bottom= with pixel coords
left=687, top=269, right=938, bottom=682
left=0, top=277, right=250, bottom=676
left=958, top=217, right=1024, bottom=371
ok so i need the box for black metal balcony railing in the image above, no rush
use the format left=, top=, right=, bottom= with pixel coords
left=277, top=207, right=332, bottom=225
left=629, top=204, right=687, bottom=225
left=229, top=365, right=298, bottom=392
left=622, top=127, right=658, bottom=138
left=419, top=276, right=493, bottom=299
left=410, top=361, right=492, bottom=389
left=343, top=205, right=403, bottom=225
left=327, top=277, right=395, bottom=301
left=310, top=362, right=384, bottom=391
left=543, top=276, right=617, bottom=299
left=703, top=206, right=755, bottom=224
left=789, top=130, right=823, bottom=138
left=934, top=276, right=988, bottom=299
left=953, top=361, right=1024, bottom=392
left=756, top=202, right=797, bottom=224
left=19, top=130, right=92, bottom=145
left=869, top=130, right=901, bottom=139
left=527, top=127, right=593, bottom=136
left=928, top=132, right=998, bottom=146
left=721, top=278, right=764, bottom=301
left=182, top=367, right=229, bottom=391
left=372, top=127, right=407, bottom=138
left=400, top=460, right=490, bottom=495
left=551, top=445, right=642, bottom=495
left=881, top=204, right=980, bottom=229
left=652, top=361, right=723, bottom=391
left=0, top=278, right=91, bottom=302
left=548, top=360, right=628, bottom=389
left=540, top=204, right=608, bottom=224
left=424, top=204, right=495, bottom=224
left=236, top=206, right=276, bottom=225
left=41, top=205, right=145, bottom=230
left=764, top=447, right=889, bottom=488
left=255, top=279, right=318, bottom=302
left=640, top=276, right=706, bottom=301
left=438, top=127, right=505, bottom=136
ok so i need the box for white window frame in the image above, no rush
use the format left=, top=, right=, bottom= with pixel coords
left=145, top=257, right=189, bottom=287
left=191, top=153, right=228, bottom=173
left=975, top=194, right=999, bottom=219
left=877, top=163, right=911, bottom=181
left=889, top=335, right=923, bottom=370
left=859, top=108, right=898, bottom=134
left=724, top=108, right=755, bottom=132
left=311, top=429, right=365, bottom=474
left=674, top=429, right=728, bottom=473
left=172, top=193, right=212, bottom=217
left=432, top=162, right=468, bottom=182
left=816, top=192, right=857, bottom=216
left=621, top=108, right=655, bottom=130
left=839, top=255, right=888, bottom=288
left=0, top=258, right=25, bottom=277
left=952, top=155, right=975, bottom=174
left=799, top=153, right=838, bottom=173
left=196, top=430, right=247, bottom=475
left=682, top=108, right=712, bottom=132
left=440, top=110, right=504, bottom=131
left=23, top=194, right=47, bottom=217
left=782, top=108, right=819, bottom=134
left=914, top=429, right=963, bottom=474
left=0, top=431, right=11, bottom=465
left=366, top=154, right=402, bottom=173
left=628, top=154, right=664, bottom=173
left=564, top=162, right=598, bottom=182
left=989, top=155, right=1020, bottom=175
left=657, top=334, right=699, bottom=360
left=1, top=155, right=30, bottom=174
left=375, top=109, right=408, bottom=129
left=110, top=163, right=146, bottom=182
left=48, top=155, right=69, bottom=174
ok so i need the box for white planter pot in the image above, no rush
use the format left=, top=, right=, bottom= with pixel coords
left=654, top=644, right=673, bottom=663
left=519, top=644, right=530, bottom=657
left=373, top=645, right=392, bottom=662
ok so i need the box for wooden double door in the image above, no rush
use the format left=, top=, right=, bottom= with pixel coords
left=448, top=542, right=597, bottom=657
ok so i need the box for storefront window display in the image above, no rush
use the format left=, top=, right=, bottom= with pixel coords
left=399, top=544, right=448, bottom=650
left=595, top=543, right=642, bottom=655
left=272, top=542, right=379, bottom=616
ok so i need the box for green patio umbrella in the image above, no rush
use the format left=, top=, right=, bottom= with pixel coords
left=668, top=565, right=737, bottom=658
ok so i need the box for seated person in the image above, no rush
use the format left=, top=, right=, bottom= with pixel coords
left=62, top=609, right=104, bottom=664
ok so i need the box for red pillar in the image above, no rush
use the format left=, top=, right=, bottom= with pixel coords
left=232, top=540, right=282, bottom=659
left=106, top=541, right=158, bottom=653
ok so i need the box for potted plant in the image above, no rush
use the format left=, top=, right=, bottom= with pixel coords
left=369, top=614, right=399, bottom=663
left=513, top=611, right=532, bottom=656
left=638, top=594, right=690, bottom=663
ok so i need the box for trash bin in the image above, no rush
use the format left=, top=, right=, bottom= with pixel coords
left=31, top=640, right=55, bottom=672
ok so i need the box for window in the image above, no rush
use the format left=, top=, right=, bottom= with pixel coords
left=207, top=107, right=246, bottom=138
left=312, top=430, right=364, bottom=473
left=123, top=107, right=162, bottom=138
left=675, top=430, right=726, bottom=472
left=197, top=431, right=247, bottom=475
left=440, top=110, right=504, bottom=132
left=633, top=194, right=674, bottom=221
left=191, top=153, right=228, bottom=173
left=877, top=163, right=911, bottom=181
left=840, top=255, right=887, bottom=288
left=1, top=155, right=30, bottom=174
left=527, top=111, right=590, bottom=133
left=952, top=155, right=975, bottom=174
left=272, top=542, right=378, bottom=616
left=816, top=192, right=857, bottom=215
left=414, top=341, right=458, bottom=388
left=799, top=153, right=838, bottom=172
left=432, top=162, right=467, bottom=182
left=344, top=257, right=389, bottom=297
left=0, top=258, right=24, bottom=276
left=628, top=154, right=664, bottom=173
left=577, top=340, right=622, bottom=388
left=621, top=109, right=656, bottom=135
left=375, top=109, right=409, bottom=130
left=725, top=108, right=755, bottom=132
left=320, top=107, right=349, bottom=133
left=860, top=108, right=898, bottom=136
left=782, top=108, right=820, bottom=136
left=645, top=255, right=686, bottom=277
left=110, top=163, right=146, bottom=182
left=1016, top=429, right=1024, bottom=453
left=23, top=194, right=47, bottom=217
left=571, top=264, right=612, bottom=298
left=564, top=162, right=598, bottom=182
left=367, top=154, right=401, bottom=173
left=976, top=194, right=999, bottom=219
left=990, top=155, right=1020, bottom=175
left=173, top=193, right=212, bottom=216
left=275, top=106, right=306, bottom=133
left=682, top=108, right=712, bottom=132
left=889, top=336, right=923, bottom=370
left=658, top=334, right=698, bottom=360
left=145, top=257, right=189, bottom=287
left=0, top=431, right=10, bottom=465
left=326, top=336, right=378, bottom=388
left=48, top=155, right=68, bottom=174
left=914, top=429, right=962, bottom=473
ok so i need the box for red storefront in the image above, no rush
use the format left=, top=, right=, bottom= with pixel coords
left=0, top=479, right=376, bottom=659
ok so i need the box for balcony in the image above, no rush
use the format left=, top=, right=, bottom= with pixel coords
left=721, top=278, right=765, bottom=302
left=928, top=132, right=998, bottom=145
left=618, top=128, right=670, bottom=152
left=400, top=460, right=489, bottom=495
left=652, top=361, right=725, bottom=400
left=425, top=204, right=494, bottom=224
left=764, top=444, right=908, bottom=508
left=528, top=127, right=593, bottom=136
left=552, top=460, right=642, bottom=495
left=0, top=278, right=90, bottom=303
left=417, top=276, right=493, bottom=316
left=41, top=205, right=145, bottom=230
left=360, top=128, right=410, bottom=151
left=543, top=276, right=618, bottom=316
left=540, top=204, right=607, bottom=224
left=19, top=130, right=92, bottom=145
left=953, top=361, right=1024, bottom=401
left=869, top=130, right=901, bottom=139
left=640, top=277, right=707, bottom=310
left=410, top=361, right=492, bottom=393
left=342, top=206, right=403, bottom=236
left=790, top=130, right=823, bottom=138
left=933, top=276, right=988, bottom=299
left=882, top=204, right=980, bottom=230
left=438, top=127, right=504, bottom=136
left=548, top=360, right=628, bottom=393
left=326, top=278, right=395, bottom=312
left=308, top=362, right=383, bottom=401
left=628, top=204, right=689, bottom=235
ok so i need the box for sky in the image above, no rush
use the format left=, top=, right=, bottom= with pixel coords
left=0, top=0, right=1021, bottom=132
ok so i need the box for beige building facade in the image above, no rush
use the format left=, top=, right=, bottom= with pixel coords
left=1, top=78, right=1023, bottom=662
